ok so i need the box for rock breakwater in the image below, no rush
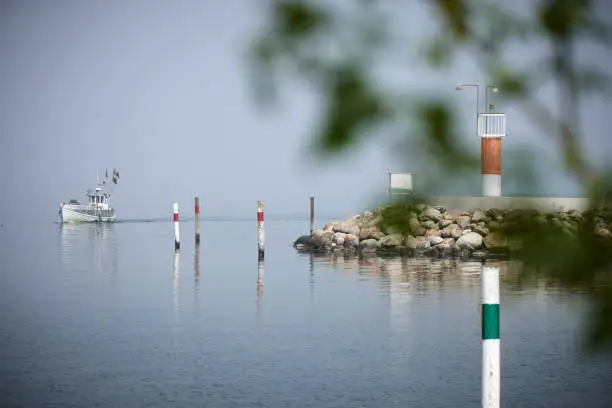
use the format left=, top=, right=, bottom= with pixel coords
left=293, top=203, right=612, bottom=260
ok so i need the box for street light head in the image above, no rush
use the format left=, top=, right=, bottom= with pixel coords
left=455, top=84, right=464, bottom=90
left=491, top=86, right=499, bottom=93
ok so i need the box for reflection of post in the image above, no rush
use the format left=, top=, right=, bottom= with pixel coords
left=194, top=241, right=200, bottom=301
left=309, top=252, right=314, bottom=273
left=173, top=250, right=180, bottom=313
left=257, top=259, right=264, bottom=301
left=194, top=242, right=200, bottom=281
left=482, top=266, right=500, bottom=408
left=309, top=252, right=314, bottom=302
left=257, top=201, right=265, bottom=260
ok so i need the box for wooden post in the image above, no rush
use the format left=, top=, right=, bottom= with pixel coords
left=257, top=201, right=265, bottom=260
left=173, top=202, right=180, bottom=251
left=310, top=196, right=315, bottom=235
left=194, top=196, right=200, bottom=244
left=482, top=266, right=501, bottom=408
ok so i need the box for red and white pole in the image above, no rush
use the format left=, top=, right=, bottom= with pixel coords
left=257, top=201, right=265, bottom=260
left=194, top=196, right=200, bottom=244
left=479, top=113, right=505, bottom=197
left=173, top=202, right=180, bottom=251
left=481, top=137, right=502, bottom=197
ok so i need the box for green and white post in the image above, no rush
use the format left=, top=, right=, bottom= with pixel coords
left=482, top=266, right=500, bottom=408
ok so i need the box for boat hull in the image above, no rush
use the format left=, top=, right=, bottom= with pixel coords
left=60, top=205, right=115, bottom=223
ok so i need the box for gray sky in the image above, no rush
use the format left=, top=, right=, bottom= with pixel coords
left=1, top=0, right=611, bottom=221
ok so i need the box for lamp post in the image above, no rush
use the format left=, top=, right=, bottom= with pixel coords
left=456, top=82, right=504, bottom=197
left=486, top=85, right=498, bottom=112
left=455, top=83, right=480, bottom=136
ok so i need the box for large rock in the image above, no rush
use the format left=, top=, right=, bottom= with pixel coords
left=421, top=220, right=438, bottom=230
left=359, top=226, right=384, bottom=240
left=312, top=229, right=325, bottom=238
left=425, top=229, right=442, bottom=237
left=322, top=222, right=337, bottom=232
left=359, top=238, right=380, bottom=251
left=379, top=234, right=403, bottom=248
left=456, top=232, right=483, bottom=250
left=312, top=231, right=334, bottom=249
left=293, top=235, right=312, bottom=249
left=451, top=227, right=464, bottom=240
left=356, top=213, right=379, bottom=229
left=334, top=219, right=360, bottom=236
left=428, top=235, right=444, bottom=246
left=344, top=234, right=359, bottom=248
left=486, top=208, right=505, bottom=220
left=333, top=232, right=346, bottom=246
left=406, top=236, right=430, bottom=250
left=422, top=207, right=442, bottom=222
left=474, top=225, right=489, bottom=237
left=409, top=217, right=421, bottom=232
left=471, top=209, right=487, bottom=223
left=456, top=215, right=471, bottom=228
left=433, top=206, right=447, bottom=213
left=440, top=219, right=454, bottom=228
left=440, top=226, right=454, bottom=238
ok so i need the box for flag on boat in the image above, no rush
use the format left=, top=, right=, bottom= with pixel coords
left=112, top=168, right=120, bottom=184
left=105, top=168, right=108, bottom=178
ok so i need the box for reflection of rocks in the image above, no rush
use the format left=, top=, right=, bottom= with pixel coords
left=302, top=251, right=521, bottom=292
left=293, top=204, right=612, bottom=260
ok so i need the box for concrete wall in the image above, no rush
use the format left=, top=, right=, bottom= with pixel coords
left=427, top=196, right=592, bottom=212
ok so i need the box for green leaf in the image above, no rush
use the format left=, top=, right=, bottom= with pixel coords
left=314, top=65, right=387, bottom=154
left=272, top=1, right=330, bottom=39
left=424, top=37, right=455, bottom=68
left=433, top=0, right=471, bottom=40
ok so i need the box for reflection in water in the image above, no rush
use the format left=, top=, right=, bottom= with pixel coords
left=304, top=252, right=558, bottom=306
left=173, top=250, right=180, bottom=314
left=59, top=222, right=118, bottom=275
left=194, top=242, right=200, bottom=301
left=303, top=252, right=547, bottom=336
left=257, top=260, right=264, bottom=303
left=309, top=252, right=314, bottom=302
left=304, top=252, right=522, bottom=291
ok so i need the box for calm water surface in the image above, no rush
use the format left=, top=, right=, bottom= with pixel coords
left=0, top=218, right=611, bottom=407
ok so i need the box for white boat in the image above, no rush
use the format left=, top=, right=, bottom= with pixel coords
left=59, top=168, right=120, bottom=223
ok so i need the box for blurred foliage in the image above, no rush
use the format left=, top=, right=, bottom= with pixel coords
left=249, top=0, right=612, bottom=352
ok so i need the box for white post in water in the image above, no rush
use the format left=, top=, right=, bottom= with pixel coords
left=173, top=202, right=180, bottom=251
left=482, top=266, right=500, bottom=408
left=257, top=201, right=265, bottom=260
left=194, top=196, right=200, bottom=244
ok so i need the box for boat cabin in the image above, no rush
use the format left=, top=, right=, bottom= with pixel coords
left=87, top=187, right=111, bottom=208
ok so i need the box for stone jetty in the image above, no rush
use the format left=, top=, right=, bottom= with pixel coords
left=293, top=203, right=612, bottom=259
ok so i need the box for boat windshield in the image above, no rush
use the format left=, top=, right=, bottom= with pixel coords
left=88, top=193, right=108, bottom=204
